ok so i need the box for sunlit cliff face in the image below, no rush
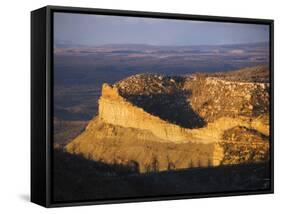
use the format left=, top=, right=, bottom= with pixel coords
left=66, top=66, right=270, bottom=173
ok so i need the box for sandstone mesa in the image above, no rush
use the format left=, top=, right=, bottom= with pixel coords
left=66, top=66, right=270, bottom=173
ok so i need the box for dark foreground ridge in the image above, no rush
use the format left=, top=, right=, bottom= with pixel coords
left=53, top=150, right=270, bottom=202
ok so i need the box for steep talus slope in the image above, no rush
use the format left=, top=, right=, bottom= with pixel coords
left=66, top=117, right=220, bottom=172
left=66, top=66, right=270, bottom=172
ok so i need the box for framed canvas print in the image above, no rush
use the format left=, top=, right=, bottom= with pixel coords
left=31, top=5, right=274, bottom=207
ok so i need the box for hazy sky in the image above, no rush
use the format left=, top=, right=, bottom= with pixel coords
left=54, top=12, right=269, bottom=47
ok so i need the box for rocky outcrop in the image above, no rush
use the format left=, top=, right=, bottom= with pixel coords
left=98, top=83, right=269, bottom=142
left=66, top=67, right=270, bottom=173
left=98, top=83, right=194, bottom=143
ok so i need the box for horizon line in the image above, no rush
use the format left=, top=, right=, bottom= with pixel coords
left=54, top=41, right=269, bottom=49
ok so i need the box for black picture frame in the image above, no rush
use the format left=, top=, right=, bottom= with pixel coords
left=31, top=5, right=274, bottom=208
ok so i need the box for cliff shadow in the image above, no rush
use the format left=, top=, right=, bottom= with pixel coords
left=53, top=149, right=270, bottom=202
left=123, top=90, right=206, bottom=129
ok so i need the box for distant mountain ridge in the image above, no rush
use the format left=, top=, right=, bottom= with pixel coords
left=55, top=42, right=269, bottom=55
left=55, top=41, right=269, bottom=50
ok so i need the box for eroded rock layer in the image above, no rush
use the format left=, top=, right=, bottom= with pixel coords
left=66, top=66, right=270, bottom=173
